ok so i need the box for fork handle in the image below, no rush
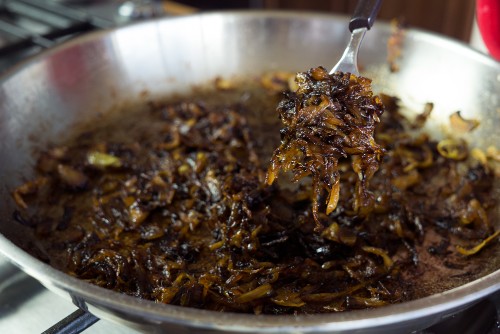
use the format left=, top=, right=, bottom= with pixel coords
left=349, top=0, right=383, bottom=32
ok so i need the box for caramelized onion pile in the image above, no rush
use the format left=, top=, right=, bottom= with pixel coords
left=12, top=72, right=499, bottom=315
left=266, top=67, right=384, bottom=229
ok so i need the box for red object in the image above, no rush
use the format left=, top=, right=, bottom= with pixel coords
left=476, top=0, right=500, bottom=60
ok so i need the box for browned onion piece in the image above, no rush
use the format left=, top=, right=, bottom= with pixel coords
left=449, top=111, right=480, bottom=133
left=457, top=230, right=500, bottom=256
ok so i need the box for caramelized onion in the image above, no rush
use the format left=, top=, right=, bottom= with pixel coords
left=12, top=73, right=498, bottom=315
left=266, top=67, right=384, bottom=229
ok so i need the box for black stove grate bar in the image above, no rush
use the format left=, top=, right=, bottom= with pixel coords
left=0, top=19, right=54, bottom=48
left=3, top=2, right=67, bottom=30
left=12, top=0, right=113, bottom=29
left=42, top=309, right=100, bottom=334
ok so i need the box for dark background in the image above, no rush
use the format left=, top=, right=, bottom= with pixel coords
left=176, top=0, right=476, bottom=42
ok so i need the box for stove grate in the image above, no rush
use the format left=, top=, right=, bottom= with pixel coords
left=42, top=309, right=99, bottom=334
left=0, top=0, right=119, bottom=73
left=0, top=0, right=113, bottom=55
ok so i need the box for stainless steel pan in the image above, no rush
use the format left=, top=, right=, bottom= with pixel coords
left=0, top=11, right=499, bottom=334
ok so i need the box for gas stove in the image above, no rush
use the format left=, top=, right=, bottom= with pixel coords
left=0, top=2, right=499, bottom=333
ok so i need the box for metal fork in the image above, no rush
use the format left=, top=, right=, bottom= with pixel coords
left=330, top=0, right=383, bottom=75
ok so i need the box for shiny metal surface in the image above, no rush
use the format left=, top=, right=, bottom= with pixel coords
left=331, top=0, right=382, bottom=75
left=330, top=27, right=366, bottom=74
left=0, top=255, right=139, bottom=333
left=0, top=11, right=499, bottom=334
